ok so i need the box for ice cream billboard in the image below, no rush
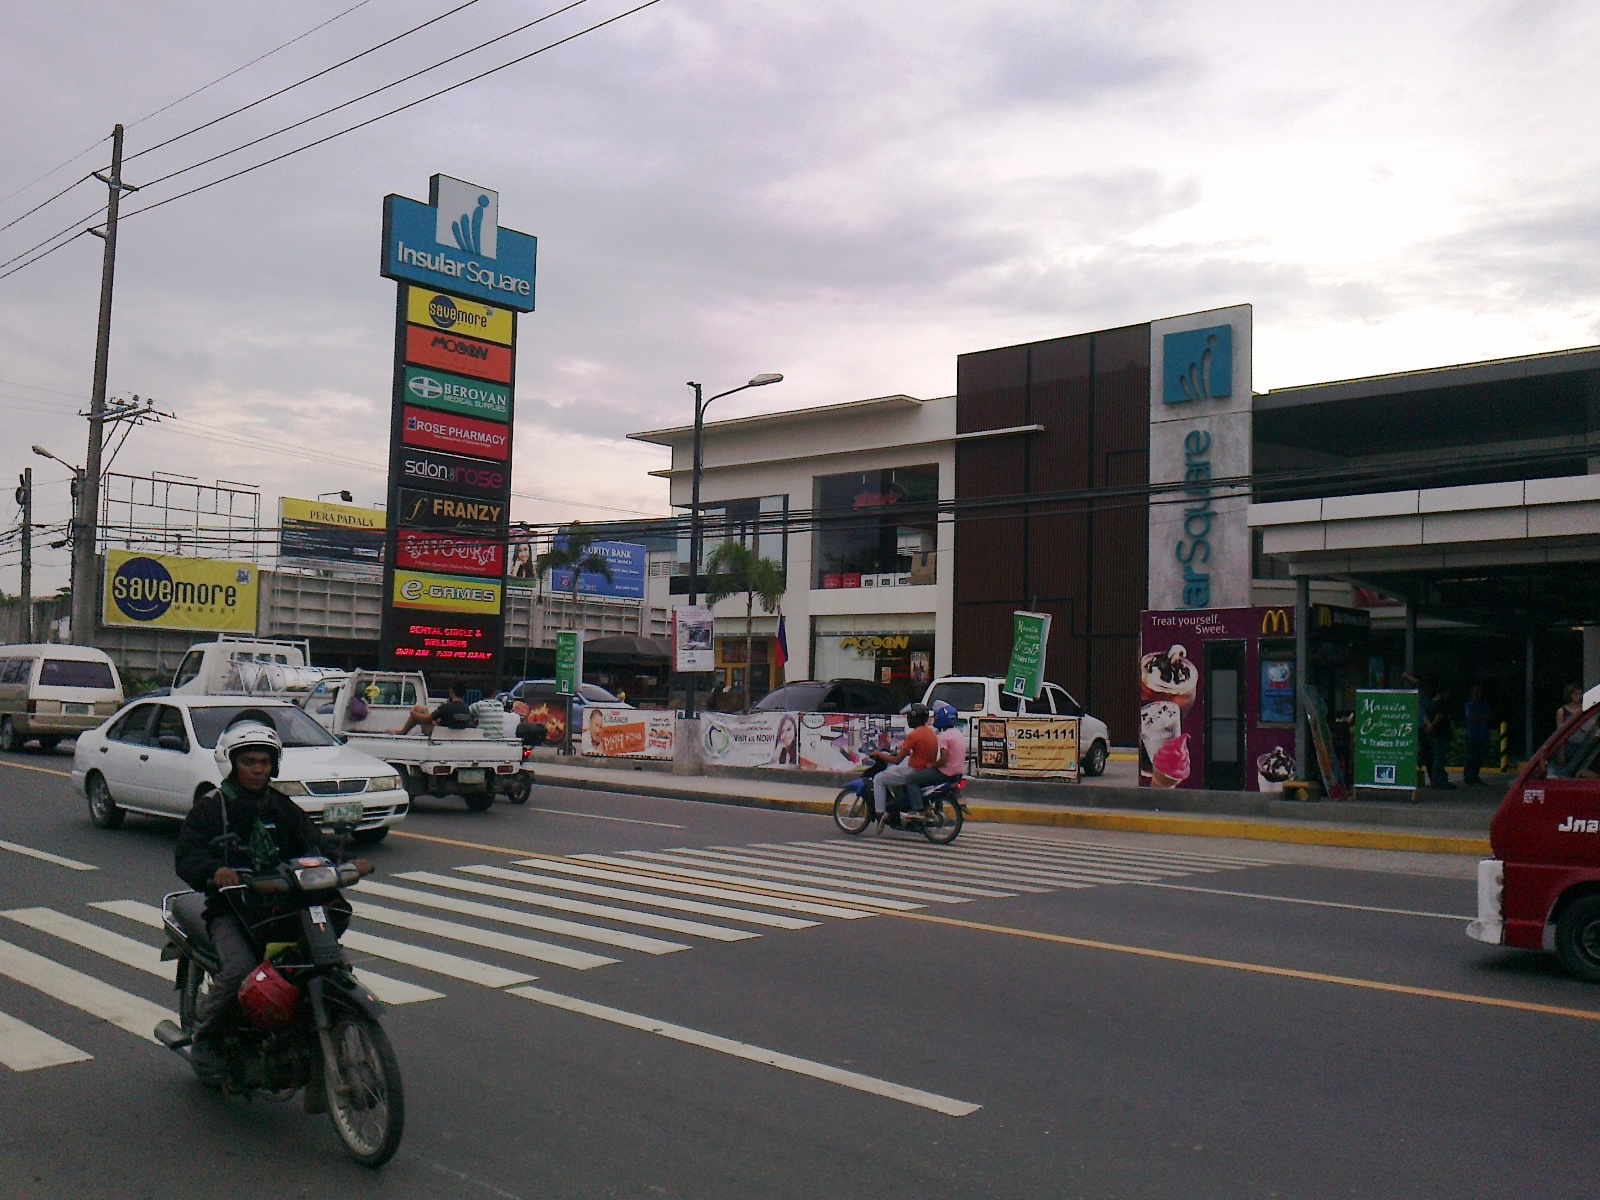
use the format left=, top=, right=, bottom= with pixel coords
left=1139, top=607, right=1297, bottom=792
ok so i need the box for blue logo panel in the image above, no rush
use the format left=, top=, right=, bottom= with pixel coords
left=382, top=195, right=538, bottom=312
left=542, top=541, right=647, bottom=599
left=1162, top=325, right=1233, bottom=405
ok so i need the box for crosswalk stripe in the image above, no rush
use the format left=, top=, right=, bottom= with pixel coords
left=3, top=908, right=169, bottom=978
left=359, top=881, right=690, bottom=955
left=663, top=848, right=983, bottom=904
left=768, top=842, right=1057, bottom=894
left=351, top=901, right=617, bottom=970
left=459, top=866, right=818, bottom=930
left=0, top=839, right=96, bottom=872
left=0, top=936, right=173, bottom=1043
left=879, top=841, right=1187, bottom=881
left=963, top=830, right=1277, bottom=868
left=341, top=931, right=533, bottom=989
left=396, top=871, right=760, bottom=943
left=590, top=854, right=921, bottom=911
left=513, top=858, right=872, bottom=920
left=738, top=845, right=1022, bottom=897
left=0, top=1008, right=91, bottom=1071
left=795, top=840, right=1157, bottom=888
left=508, top=986, right=982, bottom=1118
left=87, top=901, right=444, bottom=1007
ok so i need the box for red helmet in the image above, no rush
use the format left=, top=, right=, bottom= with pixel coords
left=237, top=959, right=299, bottom=1030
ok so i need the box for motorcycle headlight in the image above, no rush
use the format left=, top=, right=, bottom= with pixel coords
left=369, top=774, right=402, bottom=792
left=274, top=780, right=310, bottom=796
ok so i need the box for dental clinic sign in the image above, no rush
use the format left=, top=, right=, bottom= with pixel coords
left=381, top=176, right=538, bottom=311
left=1148, top=306, right=1252, bottom=610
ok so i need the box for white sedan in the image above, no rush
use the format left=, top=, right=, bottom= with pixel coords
left=73, top=696, right=409, bottom=845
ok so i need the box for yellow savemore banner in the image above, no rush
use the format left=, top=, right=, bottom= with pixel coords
left=392, top=569, right=503, bottom=615
left=405, top=287, right=515, bottom=346
left=102, top=550, right=258, bottom=633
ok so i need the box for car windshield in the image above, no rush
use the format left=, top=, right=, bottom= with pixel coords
left=579, top=684, right=620, bottom=703
left=189, top=705, right=339, bottom=749
left=39, top=659, right=115, bottom=689
left=1548, top=709, right=1600, bottom=779
left=926, top=682, right=986, bottom=712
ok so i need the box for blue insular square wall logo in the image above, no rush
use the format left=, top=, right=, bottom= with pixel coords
left=1162, top=325, right=1233, bottom=405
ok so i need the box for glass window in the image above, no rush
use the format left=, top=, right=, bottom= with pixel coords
left=39, top=659, right=115, bottom=689
left=173, top=650, right=203, bottom=689
left=188, top=705, right=338, bottom=749
left=0, top=659, right=27, bottom=685
left=109, top=704, right=157, bottom=745
left=811, top=465, right=938, bottom=590
left=153, top=706, right=190, bottom=751
left=926, top=681, right=985, bottom=713
left=679, top=494, right=787, bottom=575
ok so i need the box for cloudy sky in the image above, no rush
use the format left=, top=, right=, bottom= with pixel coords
left=1, top=0, right=1596, bottom=593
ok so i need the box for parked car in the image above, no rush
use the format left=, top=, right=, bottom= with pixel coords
left=72, top=696, right=409, bottom=844
left=753, top=679, right=902, bottom=716
left=0, top=643, right=123, bottom=752
left=921, top=675, right=1112, bottom=775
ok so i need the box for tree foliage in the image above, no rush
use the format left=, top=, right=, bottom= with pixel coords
left=704, top=541, right=786, bottom=711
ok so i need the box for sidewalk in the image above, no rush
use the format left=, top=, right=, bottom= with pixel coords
left=529, top=751, right=1501, bottom=856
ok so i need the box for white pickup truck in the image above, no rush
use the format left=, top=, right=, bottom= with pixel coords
left=298, top=669, right=532, bottom=810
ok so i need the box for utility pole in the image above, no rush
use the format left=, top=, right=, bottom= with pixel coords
left=75, top=124, right=136, bottom=646
left=15, top=469, right=31, bottom=643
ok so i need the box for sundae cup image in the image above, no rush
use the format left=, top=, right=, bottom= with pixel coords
left=1139, top=700, right=1182, bottom=775
left=1140, top=645, right=1198, bottom=715
left=1150, top=733, right=1191, bottom=789
left=1257, top=745, right=1295, bottom=793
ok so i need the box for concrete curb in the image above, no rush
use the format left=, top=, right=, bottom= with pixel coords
left=533, top=769, right=1492, bottom=856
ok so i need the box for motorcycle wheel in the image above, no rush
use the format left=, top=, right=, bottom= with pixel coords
left=325, top=1014, right=405, bottom=1168
left=920, top=797, right=964, bottom=845
left=504, top=773, right=532, bottom=805
left=832, top=788, right=872, bottom=835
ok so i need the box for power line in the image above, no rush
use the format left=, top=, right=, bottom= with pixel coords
left=0, top=173, right=95, bottom=236
left=127, top=0, right=484, bottom=165
left=0, top=203, right=104, bottom=276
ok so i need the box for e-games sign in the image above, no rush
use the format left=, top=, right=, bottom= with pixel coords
left=381, top=176, right=537, bottom=311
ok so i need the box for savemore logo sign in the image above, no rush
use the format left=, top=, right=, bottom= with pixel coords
left=102, top=550, right=257, bottom=632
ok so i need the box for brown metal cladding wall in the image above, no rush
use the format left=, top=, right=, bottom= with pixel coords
left=954, top=324, right=1150, bottom=744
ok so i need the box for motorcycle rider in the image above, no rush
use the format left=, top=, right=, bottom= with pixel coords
left=901, top=701, right=966, bottom=813
left=174, top=719, right=372, bottom=1079
left=871, top=703, right=939, bottom=826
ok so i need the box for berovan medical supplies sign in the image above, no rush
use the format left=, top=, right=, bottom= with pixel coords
left=102, top=550, right=258, bottom=632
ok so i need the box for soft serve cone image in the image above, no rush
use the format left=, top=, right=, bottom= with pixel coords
left=1140, top=645, right=1198, bottom=715
left=1257, top=745, right=1295, bottom=793
left=1139, top=701, right=1182, bottom=777
left=1150, top=733, right=1191, bottom=788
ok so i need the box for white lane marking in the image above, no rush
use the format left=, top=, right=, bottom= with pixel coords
left=776, top=842, right=1057, bottom=894
left=1137, top=882, right=1473, bottom=920
left=530, top=807, right=685, bottom=829
left=351, top=901, right=616, bottom=970
left=0, top=839, right=96, bottom=872
left=664, top=848, right=978, bottom=905
left=0, top=1008, right=91, bottom=1071
left=739, top=845, right=1021, bottom=898
left=0, top=936, right=173, bottom=1043
left=86, top=901, right=445, bottom=1006
left=3, top=908, right=168, bottom=977
left=341, top=931, right=535, bottom=988
left=508, top=986, right=982, bottom=1118
left=590, top=853, right=921, bottom=911
left=964, top=830, right=1278, bottom=868
left=797, top=840, right=1157, bottom=888
left=460, top=866, right=818, bottom=930
left=512, top=859, right=872, bottom=920
left=359, top=881, right=689, bottom=955
left=396, top=871, right=759, bottom=943
left=880, top=840, right=1184, bottom=882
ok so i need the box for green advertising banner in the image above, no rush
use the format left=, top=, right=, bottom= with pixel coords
left=1003, top=611, right=1051, bottom=700
left=555, top=631, right=583, bottom=694
left=1354, top=689, right=1418, bottom=791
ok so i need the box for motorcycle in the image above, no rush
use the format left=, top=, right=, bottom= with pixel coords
left=832, top=758, right=967, bottom=844
left=154, top=833, right=404, bottom=1168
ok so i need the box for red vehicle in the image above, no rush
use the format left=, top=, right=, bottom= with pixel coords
left=1468, top=699, right=1600, bottom=980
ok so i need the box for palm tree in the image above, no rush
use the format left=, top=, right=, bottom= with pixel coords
left=535, top=523, right=614, bottom=635
left=704, top=541, right=786, bottom=712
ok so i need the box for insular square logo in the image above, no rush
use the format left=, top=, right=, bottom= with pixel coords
left=435, top=176, right=498, bottom=258
left=1162, top=325, right=1233, bottom=406
left=381, top=174, right=538, bottom=312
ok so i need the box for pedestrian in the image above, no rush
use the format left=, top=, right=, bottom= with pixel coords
left=1462, top=684, right=1492, bottom=786
left=1424, top=687, right=1455, bottom=789
left=1557, top=683, right=1584, bottom=732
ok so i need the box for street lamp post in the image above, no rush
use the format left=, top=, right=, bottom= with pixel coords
left=318, top=490, right=354, bottom=502
left=683, top=373, right=782, bottom=719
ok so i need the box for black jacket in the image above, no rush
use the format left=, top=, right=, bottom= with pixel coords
left=175, top=778, right=329, bottom=916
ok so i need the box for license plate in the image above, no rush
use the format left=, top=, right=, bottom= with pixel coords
left=62, top=702, right=89, bottom=715
left=322, top=800, right=363, bottom=825
left=308, top=905, right=327, bottom=926
left=456, top=769, right=485, bottom=785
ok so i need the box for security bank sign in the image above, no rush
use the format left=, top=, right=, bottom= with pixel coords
left=381, top=175, right=538, bottom=311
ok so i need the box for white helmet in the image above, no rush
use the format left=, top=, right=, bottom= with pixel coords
left=214, top=720, right=282, bottom=777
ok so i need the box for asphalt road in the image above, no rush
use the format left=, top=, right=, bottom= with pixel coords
left=0, top=745, right=1595, bottom=1199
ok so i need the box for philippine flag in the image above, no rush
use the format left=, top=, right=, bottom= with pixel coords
left=775, top=614, right=789, bottom=670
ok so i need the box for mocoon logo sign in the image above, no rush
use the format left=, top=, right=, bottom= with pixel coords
left=406, top=286, right=514, bottom=345
left=401, top=405, right=510, bottom=461
left=102, top=550, right=258, bottom=632
left=396, top=530, right=505, bottom=578
left=392, top=569, right=503, bottom=615
left=403, top=325, right=512, bottom=384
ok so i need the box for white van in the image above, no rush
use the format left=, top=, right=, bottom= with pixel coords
left=0, top=644, right=124, bottom=751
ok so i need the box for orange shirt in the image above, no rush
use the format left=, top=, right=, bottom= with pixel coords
left=903, top=725, right=939, bottom=771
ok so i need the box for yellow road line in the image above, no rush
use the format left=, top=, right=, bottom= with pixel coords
left=890, top=909, right=1600, bottom=1021
left=0, top=759, right=71, bottom=778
